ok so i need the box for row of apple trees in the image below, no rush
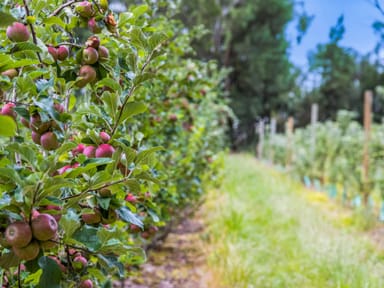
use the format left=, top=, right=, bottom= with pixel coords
left=0, top=0, right=230, bottom=287
left=264, top=110, right=384, bottom=213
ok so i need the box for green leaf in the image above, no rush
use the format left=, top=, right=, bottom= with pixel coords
left=0, top=116, right=16, bottom=137
left=0, top=252, right=19, bottom=269
left=135, top=146, right=163, bottom=165
left=125, top=179, right=141, bottom=193
left=131, top=5, right=149, bottom=19
left=0, top=12, right=17, bottom=27
left=118, top=101, right=147, bottom=126
left=72, top=225, right=101, bottom=251
left=148, top=32, right=168, bottom=50
left=101, top=91, right=120, bottom=121
left=38, top=256, right=62, bottom=288
left=133, top=72, right=155, bottom=85
left=0, top=167, right=23, bottom=186
left=12, top=42, right=42, bottom=53
left=43, top=17, right=66, bottom=28
left=135, top=171, right=161, bottom=185
left=117, top=207, right=143, bottom=228
left=130, top=27, right=148, bottom=50
left=147, top=209, right=159, bottom=222
left=6, top=143, right=36, bottom=165
left=60, top=209, right=81, bottom=240
left=1, top=59, right=40, bottom=71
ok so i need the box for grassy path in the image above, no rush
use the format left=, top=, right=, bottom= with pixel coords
left=204, top=153, right=384, bottom=288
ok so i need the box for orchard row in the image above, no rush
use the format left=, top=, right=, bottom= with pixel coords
left=0, top=1, right=229, bottom=287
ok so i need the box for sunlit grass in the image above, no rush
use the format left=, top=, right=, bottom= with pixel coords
left=203, top=153, right=384, bottom=288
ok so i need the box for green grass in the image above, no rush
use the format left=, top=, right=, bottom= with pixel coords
left=204, top=153, right=384, bottom=288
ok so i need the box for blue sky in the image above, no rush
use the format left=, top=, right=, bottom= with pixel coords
left=288, top=0, right=384, bottom=68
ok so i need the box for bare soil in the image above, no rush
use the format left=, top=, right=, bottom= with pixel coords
left=116, top=213, right=214, bottom=288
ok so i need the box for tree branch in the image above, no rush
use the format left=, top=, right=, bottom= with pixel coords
left=50, top=0, right=78, bottom=17
left=23, top=0, right=42, bottom=63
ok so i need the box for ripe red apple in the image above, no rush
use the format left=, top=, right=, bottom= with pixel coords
left=13, top=240, right=40, bottom=261
left=81, top=211, right=101, bottom=224
left=98, top=46, right=109, bottom=61
left=85, top=35, right=100, bottom=49
left=82, top=47, right=99, bottom=64
left=31, top=131, right=41, bottom=145
left=72, top=143, right=85, bottom=156
left=79, top=279, right=93, bottom=288
left=88, top=18, right=102, bottom=33
left=1, top=103, right=16, bottom=120
left=6, top=22, right=30, bottom=42
left=73, top=255, right=87, bottom=271
left=57, top=46, right=69, bottom=61
left=75, top=1, right=94, bottom=18
left=99, top=131, right=110, bottom=143
left=1, top=69, right=18, bottom=79
left=5, top=222, right=32, bottom=248
left=76, top=65, right=97, bottom=88
left=57, top=165, right=72, bottom=175
left=31, top=213, right=58, bottom=241
left=95, top=144, right=115, bottom=158
left=101, top=209, right=117, bottom=224
left=125, top=193, right=137, bottom=203
left=83, top=145, right=96, bottom=158
left=47, top=45, right=58, bottom=61
left=40, top=132, right=60, bottom=151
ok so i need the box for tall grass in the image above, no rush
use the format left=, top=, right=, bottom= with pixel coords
left=204, top=153, right=384, bottom=288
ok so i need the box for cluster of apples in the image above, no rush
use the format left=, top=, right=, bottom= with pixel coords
left=2, top=213, right=58, bottom=261
left=76, top=35, right=110, bottom=88
left=75, top=0, right=117, bottom=34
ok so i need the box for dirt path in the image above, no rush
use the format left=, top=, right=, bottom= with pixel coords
left=118, top=211, right=214, bottom=288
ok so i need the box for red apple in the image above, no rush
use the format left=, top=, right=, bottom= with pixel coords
left=31, top=131, right=41, bottom=145
left=48, top=45, right=58, bottom=61
left=81, top=211, right=101, bottom=224
left=95, top=144, right=115, bottom=158
left=5, top=222, right=32, bottom=248
left=83, top=145, right=96, bottom=158
left=6, top=22, right=30, bottom=42
left=41, top=205, right=62, bottom=222
left=54, top=103, right=65, bottom=113
left=40, top=132, right=60, bottom=150
left=1, top=103, right=16, bottom=120
left=57, top=46, right=69, bottom=61
left=79, top=279, right=93, bottom=288
left=99, top=131, right=110, bottom=143
left=13, top=241, right=40, bottom=261
left=73, top=255, right=87, bottom=271
left=76, top=65, right=97, bottom=88
left=88, top=18, right=102, bottom=33
left=75, top=1, right=94, bottom=18
left=125, top=193, right=137, bottom=203
left=31, top=213, right=58, bottom=241
left=1, top=69, right=18, bottom=79
left=82, top=47, right=99, bottom=64
left=98, top=46, right=109, bottom=61
left=85, top=35, right=100, bottom=49
left=72, top=143, right=85, bottom=156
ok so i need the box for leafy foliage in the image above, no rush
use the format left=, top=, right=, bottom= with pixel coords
left=0, top=0, right=229, bottom=286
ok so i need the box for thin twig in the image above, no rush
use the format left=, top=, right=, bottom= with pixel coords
left=61, top=169, right=134, bottom=201
left=50, top=0, right=78, bottom=17
left=22, top=0, right=42, bottom=63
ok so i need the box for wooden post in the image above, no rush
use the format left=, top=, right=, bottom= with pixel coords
left=269, top=117, right=277, bottom=163
left=363, top=90, right=372, bottom=206
left=257, top=120, right=264, bottom=160
left=286, top=117, right=294, bottom=167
